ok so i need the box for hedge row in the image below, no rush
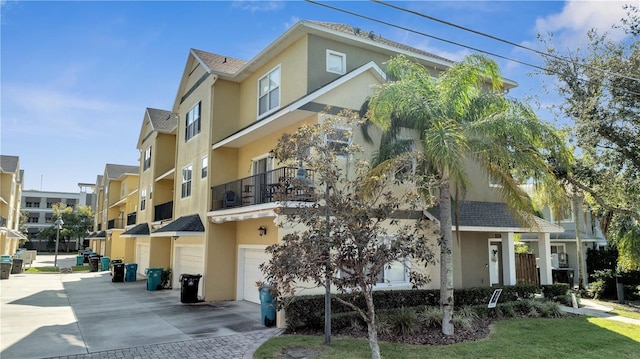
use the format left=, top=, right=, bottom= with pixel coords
left=284, top=284, right=538, bottom=330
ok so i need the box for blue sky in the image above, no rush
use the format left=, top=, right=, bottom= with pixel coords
left=1, top=0, right=634, bottom=193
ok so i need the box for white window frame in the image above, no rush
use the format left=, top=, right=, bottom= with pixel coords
left=121, top=183, right=126, bottom=198
left=326, top=49, right=346, bottom=75
left=181, top=165, right=193, bottom=199
left=143, top=146, right=152, bottom=171
left=140, top=188, right=147, bottom=211
left=149, top=184, right=153, bottom=200
left=257, top=65, right=281, bottom=117
left=201, top=156, right=208, bottom=179
left=325, top=125, right=352, bottom=158
left=185, top=102, right=201, bottom=141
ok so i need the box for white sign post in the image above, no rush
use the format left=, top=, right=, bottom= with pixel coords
left=488, top=289, right=502, bottom=308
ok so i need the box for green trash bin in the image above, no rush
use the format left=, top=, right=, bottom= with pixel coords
left=76, top=255, right=84, bottom=266
left=145, top=268, right=163, bottom=291
left=100, top=257, right=110, bottom=271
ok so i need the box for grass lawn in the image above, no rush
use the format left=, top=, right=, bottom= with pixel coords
left=255, top=316, right=640, bottom=359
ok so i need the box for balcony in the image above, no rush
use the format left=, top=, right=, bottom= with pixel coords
left=107, top=218, right=126, bottom=229
left=210, top=166, right=316, bottom=211
left=126, top=212, right=136, bottom=226
left=154, top=201, right=173, bottom=222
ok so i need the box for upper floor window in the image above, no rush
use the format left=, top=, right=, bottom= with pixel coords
left=258, top=65, right=280, bottom=116
left=326, top=50, right=346, bottom=75
left=25, top=201, right=39, bottom=208
left=201, top=156, right=208, bottom=179
left=325, top=126, right=352, bottom=157
left=140, top=188, right=147, bottom=211
left=121, top=183, right=127, bottom=197
left=185, top=102, right=201, bottom=141
left=143, top=146, right=152, bottom=171
left=181, top=165, right=193, bottom=198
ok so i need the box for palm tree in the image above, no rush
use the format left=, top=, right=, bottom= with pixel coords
left=365, top=54, right=571, bottom=335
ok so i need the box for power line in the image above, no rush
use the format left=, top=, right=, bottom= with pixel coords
left=304, top=0, right=640, bottom=97
left=372, top=0, right=640, bottom=83
left=304, top=0, right=549, bottom=72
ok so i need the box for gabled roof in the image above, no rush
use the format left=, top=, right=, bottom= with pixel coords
left=0, top=155, right=19, bottom=173
left=191, top=49, right=247, bottom=76
left=94, top=230, right=106, bottom=239
left=427, top=201, right=564, bottom=233
left=121, top=223, right=150, bottom=237
left=146, top=108, right=178, bottom=133
left=104, top=164, right=138, bottom=181
left=151, top=214, right=204, bottom=237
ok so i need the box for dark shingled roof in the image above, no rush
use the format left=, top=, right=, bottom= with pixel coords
left=154, top=214, right=204, bottom=233
left=428, top=201, right=523, bottom=228
left=308, top=21, right=455, bottom=65
left=94, top=231, right=106, bottom=238
left=105, top=164, right=139, bottom=180
left=0, top=155, right=19, bottom=173
left=122, top=223, right=150, bottom=236
left=146, top=108, right=178, bottom=133
left=191, top=49, right=247, bottom=75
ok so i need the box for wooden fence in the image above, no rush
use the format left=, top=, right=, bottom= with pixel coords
left=515, top=253, right=539, bottom=286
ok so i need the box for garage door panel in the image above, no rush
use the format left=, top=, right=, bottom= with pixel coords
left=242, top=248, right=269, bottom=304
left=173, top=246, right=204, bottom=298
left=136, top=243, right=150, bottom=278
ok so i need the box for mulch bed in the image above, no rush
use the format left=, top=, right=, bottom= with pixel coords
left=285, top=317, right=493, bottom=346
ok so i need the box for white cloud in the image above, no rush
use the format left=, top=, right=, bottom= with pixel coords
left=285, top=16, right=300, bottom=29
left=231, top=0, right=284, bottom=13
left=534, top=0, right=635, bottom=44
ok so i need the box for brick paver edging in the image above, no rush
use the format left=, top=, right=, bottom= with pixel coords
left=44, top=329, right=283, bottom=359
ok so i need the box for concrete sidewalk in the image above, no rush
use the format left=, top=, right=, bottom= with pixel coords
left=1, top=254, right=282, bottom=359
left=562, top=298, right=640, bottom=326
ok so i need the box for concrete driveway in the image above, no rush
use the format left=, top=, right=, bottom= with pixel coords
left=1, top=254, right=280, bottom=359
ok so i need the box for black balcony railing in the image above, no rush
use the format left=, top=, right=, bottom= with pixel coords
left=154, top=201, right=173, bottom=222
left=107, top=218, right=125, bottom=229
left=210, top=166, right=316, bottom=211
left=126, top=212, right=137, bottom=226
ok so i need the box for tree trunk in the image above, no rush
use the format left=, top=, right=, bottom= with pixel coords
left=573, top=191, right=585, bottom=289
left=364, top=291, right=381, bottom=359
left=440, top=180, right=454, bottom=335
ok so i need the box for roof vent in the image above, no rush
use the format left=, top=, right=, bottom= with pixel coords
left=368, top=31, right=375, bottom=40
left=353, top=27, right=361, bottom=35
left=223, top=57, right=227, bottom=63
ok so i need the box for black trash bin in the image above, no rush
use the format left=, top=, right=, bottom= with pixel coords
left=11, top=258, right=23, bottom=274
left=180, top=274, right=202, bottom=303
left=112, top=262, right=125, bottom=282
left=89, top=256, right=99, bottom=272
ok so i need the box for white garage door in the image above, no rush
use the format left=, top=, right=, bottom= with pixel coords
left=173, top=245, right=205, bottom=298
left=241, top=247, right=269, bottom=304
left=136, top=243, right=150, bottom=278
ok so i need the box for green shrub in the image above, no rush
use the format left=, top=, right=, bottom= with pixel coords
left=418, top=306, right=442, bottom=328
left=541, top=283, right=570, bottom=298
left=382, top=307, right=420, bottom=339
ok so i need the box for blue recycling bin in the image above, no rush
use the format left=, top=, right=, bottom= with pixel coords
left=76, top=255, right=84, bottom=266
left=1, top=255, right=12, bottom=263
left=125, top=263, right=138, bottom=282
left=100, top=256, right=110, bottom=271
left=146, top=268, right=163, bottom=291
left=259, top=285, right=276, bottom=327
